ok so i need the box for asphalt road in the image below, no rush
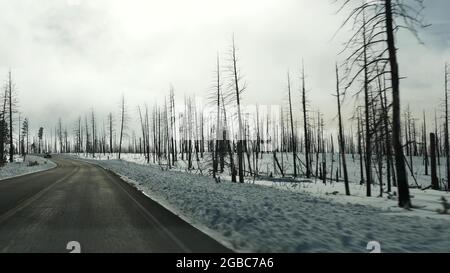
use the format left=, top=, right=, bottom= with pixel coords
left=0, top=156, right=231, bottom=253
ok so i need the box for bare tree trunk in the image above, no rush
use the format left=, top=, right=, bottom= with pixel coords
left=165, top=99, right=171, bottom=168
left=158, top=107, right=161, bottom=164
left=213, top=54, right=221, bottom=178
left=145, top=105, right=150, bottom=164
left=336, top=65, right=350, bottom=195
left=287, top=72, right=297, bottom=177
left=358, top=111, right=365, bottom=184
left=8, top=71, right=13, bottom=163
left=430, top=133, right=439, bottom=190
left=118, top=95, right=125, bottom=160
left=18, top=114, right=21, bottom=157
left=445, top=63, right=450, bottom=190
left=407, top=108, right=414, bottom=173
left=187, top=98, right=192, bottom=170
left=423, top=111, right=429, bottom=175
left=170, top=87, right=176, bottom=165
left=109, top=113, right=113, bottom=154
left=330, top=134, right=334, bottom=183
left=321, top=117, right=326, bottom=183
left=92, top=110, right=96, bottom=158
left=138, top=106, right=147, bottom=160
left=85, top=116, right=89, bottom=155
left=301, top=62, right=310, bottom=178
left=435, top=110, right=440, bottom=166
left=0, top=86, right=7, bottom=164
left=231, top=36, right=245, bottom=183
left=255, top=104, right=260, bottom=176
left=362, top=14, right=372, bottom=197
left=221, top=92, right=236, bottom=182
left=381, top=77, right=392, bottom=192
left=153, top=107, right=157, bottom=163
left=385, top=0, right=411, bottom=207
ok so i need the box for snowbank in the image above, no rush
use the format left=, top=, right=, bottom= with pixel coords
left=73, top=153, right=450, bottom=220
left=255, top=178, right=450, bottom=221
left=71, top=155, right=450, bottom=253
left=0, top=155, right=57, bottom=180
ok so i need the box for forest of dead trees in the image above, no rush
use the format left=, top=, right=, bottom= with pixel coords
left=1, top=1, right=448, bottom=208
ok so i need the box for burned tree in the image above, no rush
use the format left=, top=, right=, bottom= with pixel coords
left=430, top=133, right=439, bottom=190
left=335, top=64, right=350, bottom=195
left=379, top=73, right=393, bottom=192
left=118, top=95, right=127, bottom=160
left=445, top=62, right=450, bottom=190
left=58, top=118, right=63, bottom=153
left=169, top=87, right=177, bottom=165
left=6, top=71, right=18, bottom=163
left=423, top=111, right=428, bottom=176
left=287, top=71, right=297, bottom=177
left=300, top=61, right=311, bottom=178
left=91, top=109, right=96, bottom=158
left=0, top=84, right=8, bottom=165
left=108, top=113, right=114, bottom=154
left=211, top=53, right=223, bottom=179
left=337, top=0, right=427, bottom=207
left=21, top=118, right=29, bottom=160
left=138, top=105, right=147, bottom=160
left=228, top=36, right=247, bottom=183
left=38, top=127, right=44, bottom=154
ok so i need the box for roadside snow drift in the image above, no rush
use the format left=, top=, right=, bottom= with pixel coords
left=0, top=156, right=56, bottom=181
left=73, top=157, right=450, bottom=253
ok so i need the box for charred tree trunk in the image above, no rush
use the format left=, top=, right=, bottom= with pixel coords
left=336, top=65, right=350, bottom=195
left=430, top=133, right=439, bottom=190
left=358, top=111, right=365, bottom=184
left=445, top=63, right=450, bottom=190
left=423, top=111, right=429, bottom=175
left=385, top=0, right=411, bottom=207
left=287, top=72, right=297, bottom=177
left=91, top=110, right=95, bottom=158
left=362, top=16, right=372, bottom=197
left=8, top=72, right=13, bottom=163
left=213, top=54, right=221, bottom=178
left=301, top=62, right=311, bottom=178
left=109, top=113, right=113, bottom=154
left=231, top=36, right=245, bottom=183
left=381, top=79, right=393, bottom=192
left=145, top=105, right=150, bottom=164
left=118, top=95, right=125, bottom=160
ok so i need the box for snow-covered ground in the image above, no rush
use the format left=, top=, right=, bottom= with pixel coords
left=0, top=155, right=57, bottom=181
left=73, top=152, right=450, bottom=220
left=70, top=154, right=450, bottom=253
left=256, top=179, right=450, bottom=221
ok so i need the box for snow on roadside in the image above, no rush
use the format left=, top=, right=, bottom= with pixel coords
left=0, top=155, right=57, bottom=181
left=70, top=155, right=450, bottom=253
left=255, top=179, right=450, bottom=221
left=72, top=153, right=450, bottom=221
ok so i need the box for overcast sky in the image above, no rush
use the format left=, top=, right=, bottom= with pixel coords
left=0, top=0, right=449, bottom=136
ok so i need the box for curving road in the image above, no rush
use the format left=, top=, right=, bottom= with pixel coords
left=0, top=156, right=231, bottom=253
